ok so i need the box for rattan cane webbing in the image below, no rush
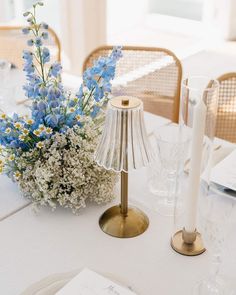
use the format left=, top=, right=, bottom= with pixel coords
left=83, top=46, right=182, bottom=123
left=0, top=26, right=61, bottom=69
left=216, top=73, right=236, bottom=143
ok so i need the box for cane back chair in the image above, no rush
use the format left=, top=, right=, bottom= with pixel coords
left=83, top=46, right=182, bottom=123
left=215, top=73, right=236, bottom=143
left=0, top=26, right=61, bottom=69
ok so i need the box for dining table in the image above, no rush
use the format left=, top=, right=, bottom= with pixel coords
left=1, top=68, right=236, bottom=295
left=1, top=108, right=236, bottom=294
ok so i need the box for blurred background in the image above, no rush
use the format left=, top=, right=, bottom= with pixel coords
left=0, top=0, right=236, bottom=75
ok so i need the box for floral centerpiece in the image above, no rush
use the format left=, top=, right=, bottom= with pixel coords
left=0, top=2, right=122, bottom=213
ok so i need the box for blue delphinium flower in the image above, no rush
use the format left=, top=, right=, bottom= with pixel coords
left=49, top=62, right=62, bottom=78
left=23, top=63, right=34, bottom=74
left=41, top=32, right=48, bottom=40
left=49, top=100, right=59, bottom=109
left=27, top=39, right=34, bottom=46
left=79, top=46, right=122, bottom=112
left=38, top=101, right=47, bottom=111
left=0, top=0, right=122, bottom=156
left=90, top=105, right=100, bottom=118
left=42, top=47, right=50, bottom=63
left=35, top=37, right=42, bottom=47
left=38, top=85, right=48, bottom=97
left=22, top=27, right=30, bottom=35
left=41, top=22, right=49, bottom=29
left=22, top=50, right=33, bottom=62
left=110, top=46, right=123, bottom=60
left=45, top=114, right=59, bottom=128
left=47, top=85, right=61, bottom=100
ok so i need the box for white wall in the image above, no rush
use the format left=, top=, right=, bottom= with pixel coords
left=60, top=0, right=107, bottom=75
left=0, top=0, right=14, bottom=22
left=203, top=0, right=236, bottom=40
left=107, top=0, right=148, bottom=39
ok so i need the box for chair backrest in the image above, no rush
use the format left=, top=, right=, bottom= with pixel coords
left=83, top=46, right=182, bottom=123
left=0, top=26, right=61, bottom=69
left=216, top=73, right=236, bottom=143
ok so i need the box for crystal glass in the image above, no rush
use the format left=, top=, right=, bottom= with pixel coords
left=148, top=124, right=190, bottom=216
left=194, top=191, right=236, bottom=294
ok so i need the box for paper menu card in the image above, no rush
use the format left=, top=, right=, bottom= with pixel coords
left=211, top=149, right=236, bottom=191
left=56, top=268, right=137, bottom=295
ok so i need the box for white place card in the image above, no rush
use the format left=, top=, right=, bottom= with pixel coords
left=211, top=149, right=236, bottom=191
left=56, top=268, right=137, bottom=295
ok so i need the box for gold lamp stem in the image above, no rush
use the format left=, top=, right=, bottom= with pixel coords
left=121, top=171, right=128, bottom=216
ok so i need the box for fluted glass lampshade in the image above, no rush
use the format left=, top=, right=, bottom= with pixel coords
left=94, top=96, right=152, bottom=172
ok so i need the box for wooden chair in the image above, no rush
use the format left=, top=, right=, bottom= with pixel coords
left=215, top=73, right=236, bottom=143
left=0, top=26, right=61, bottom=69
left=83, top=46, right=182, bottom=123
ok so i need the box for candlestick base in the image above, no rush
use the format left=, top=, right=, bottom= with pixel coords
left=99, top=205, right=149, bottom=238
left=171, top=229, right=206, bottom=256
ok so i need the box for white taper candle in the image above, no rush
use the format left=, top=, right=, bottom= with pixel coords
left=185, top=99, right=207, bottom=232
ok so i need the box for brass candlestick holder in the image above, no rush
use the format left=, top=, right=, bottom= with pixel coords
left=94, top=96, right=152, bottom=238
left=171, top=228, right=205, bottom=256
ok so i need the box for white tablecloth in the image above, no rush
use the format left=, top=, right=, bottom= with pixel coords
left=0, top=111, right=236, bottom=295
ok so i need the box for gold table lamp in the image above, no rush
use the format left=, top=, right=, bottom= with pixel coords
left=94, top=96, right=152, bottom=238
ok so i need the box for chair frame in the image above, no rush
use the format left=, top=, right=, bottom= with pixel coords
left=83, top=45, right=182, bottom=123
left=0, top=25, right=61, bottom=62
left=218, top=72, right=236, bottom=83
left=216, top=72, right=236, bottom=143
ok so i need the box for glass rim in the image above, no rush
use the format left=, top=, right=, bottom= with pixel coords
left=182, top=75, right=219, bottom=92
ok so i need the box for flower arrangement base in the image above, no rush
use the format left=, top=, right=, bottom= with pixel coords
left=99, top=205, right=149, bottom=238
left=171, top=229, right=206, bottom=256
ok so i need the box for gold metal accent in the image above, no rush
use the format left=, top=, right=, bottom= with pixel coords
left=99, top=205, right=149, bottom=238
left=171, top=229, right=206, bottom=256
left=99, top=171, right=149, bottom=238
left=122, top=99, right=129, bottom=106
left=120, top=171, right=128, bottom=216
left=110, top=96, right=141, bottom=109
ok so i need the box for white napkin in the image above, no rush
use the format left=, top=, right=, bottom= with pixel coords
left=56, top=268, right=137, bottom=295
left=211, top=149, right=236, bottom=191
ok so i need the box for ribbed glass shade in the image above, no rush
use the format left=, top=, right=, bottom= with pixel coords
left=94, top=96, right=152, bottom=172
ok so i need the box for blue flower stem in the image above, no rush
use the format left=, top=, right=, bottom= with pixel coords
left=32, top=53, right=41, bottom=65
left=82, top=76, right=102, bottom=111
left=38, top=47, right=46, bottom=84
left=31, top=7, right=46, bottom=85
left=33, top=64, right=42, bottom=77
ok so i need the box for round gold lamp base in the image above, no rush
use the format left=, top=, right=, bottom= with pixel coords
left=171, top=230, right=206, bottom=256
left=99, top=205, right=149, bottom=238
